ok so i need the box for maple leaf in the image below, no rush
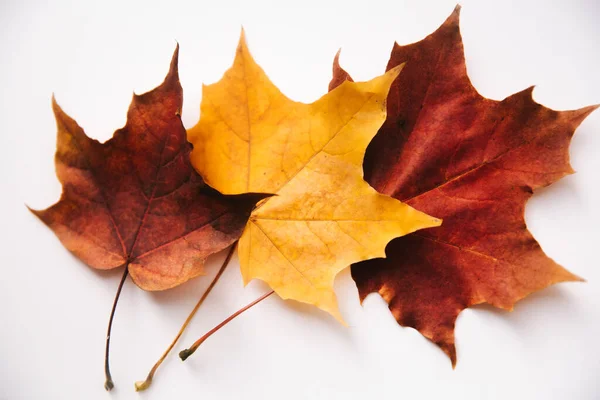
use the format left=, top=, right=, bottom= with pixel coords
left=30, top=46, right=266, bottom=291
left=330, top=5, right=598, bottom=365
left=187, top=32, right=441, bottom=322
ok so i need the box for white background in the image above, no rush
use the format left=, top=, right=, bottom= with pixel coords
left=1, top=0, right=599, bottom=399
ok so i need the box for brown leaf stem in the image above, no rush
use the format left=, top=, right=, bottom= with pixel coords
left=179, top=290, right=275, bottom=361
left=135, top=243, right=237, bottom=391
left=104, top=263, right=129, bottom=391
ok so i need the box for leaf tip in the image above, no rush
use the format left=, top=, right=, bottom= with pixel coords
left=360, top=62, right=404, bottom=98
left=572, top=103, right=600, bottom=124
left=430, top=216, right=443, bottom=228
left=448, top=3, right=462, bottom=24
left=525, top=85, right=536, bottom=96
left=238, top=26, right=249, bottom=51
left=333, top=48, right=342, bottom=66
left=386, top=62, right=405, bottom=81
left=165, top=43, right=180, bottom=84
left=234, top=26, right=257, bottom=68
left=565, top=269, right=586, bottom=283
left=440, top=341, right=458, bottom=368
left=329, top=48, right=354, bottom=91
left=50, top=94, right=64, bottom=116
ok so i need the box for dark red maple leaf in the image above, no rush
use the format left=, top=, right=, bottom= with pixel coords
left=31, top=47, right=265, bottom=290
left=30, top=47, right=267, bottom=390
left=330, top=5, right=597, bottom=366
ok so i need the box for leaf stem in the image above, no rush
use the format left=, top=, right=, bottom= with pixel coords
left=179, top=290, right=275, bottom=361
left=104, top=263, right=129, bottom=391
left=134, top=243, right=237, bottom=391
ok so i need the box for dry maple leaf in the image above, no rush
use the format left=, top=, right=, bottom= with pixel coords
left=330, top=5, right=597, bottom=365
left=187, top=32, right=441, bottom=322
left=31, top=46, right=269, bottom=390
left=30, top=47, right=267, bottom=291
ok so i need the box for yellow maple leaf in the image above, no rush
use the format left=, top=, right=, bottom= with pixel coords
left=188, top=32, right=441, bottom=322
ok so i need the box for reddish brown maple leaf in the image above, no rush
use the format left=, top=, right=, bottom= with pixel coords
left=31, top=47, right=266, bottom=291
left=330, top=5, right=597, bottom=366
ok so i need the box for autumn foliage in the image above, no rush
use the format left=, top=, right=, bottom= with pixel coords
left=29, top=4, right=596, bottom=392
left=330, top=6, right=597, bottom=365
left=31, top=47, right=267, bottom=291
left=187, top=32, right=440, bottom=322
